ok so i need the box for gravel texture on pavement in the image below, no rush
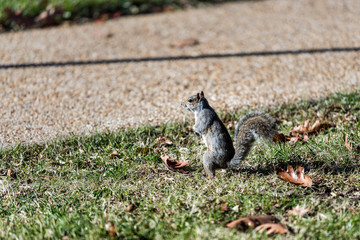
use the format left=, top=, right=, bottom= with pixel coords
left=1, top=0, right=360, bottom=146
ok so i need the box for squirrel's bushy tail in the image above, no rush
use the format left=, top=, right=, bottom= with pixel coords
left=228, top=113, right=278, bottom=168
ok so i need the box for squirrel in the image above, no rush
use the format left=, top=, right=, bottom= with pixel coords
left=181, top=91, right=278, bottom=177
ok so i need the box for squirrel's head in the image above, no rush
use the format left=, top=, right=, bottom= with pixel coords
left=181, top=91, right=207, bottom=112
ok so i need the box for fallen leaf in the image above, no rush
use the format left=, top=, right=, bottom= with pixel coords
left=344, top=135, right=353, bottom=150
left=226, top=215, right=278, bottom=230
left=278, top=119, right=334, bottom=144
left=170, top=38, right=199, bottom=48
left=105, top=221, right=117, bottom=238
left=156, top=136, right=173, bottom=146
left=273, top=132, right=302, bottom=144
left=292, top=119, right=332, bottom=135
left=255, top=223, right=287, bottom=235
left=287, top=205, right=310, bottom=217
left=220, top=202, right=228, bottom=213
left=161, top=155, right=190, bottom=174
left=289, top=134, right=301, bottom=144
left=275, top=165, right=312, bottom=187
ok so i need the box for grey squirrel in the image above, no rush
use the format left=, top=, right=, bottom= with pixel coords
left=181, top=91, right=278, bottom=177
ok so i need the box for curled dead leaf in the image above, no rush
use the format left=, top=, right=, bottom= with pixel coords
left=255, top=223, right=287, bottom=235
left=226, top=215, right=278, bottom=230
left=161, top=155, right=190, bottom=174
left=292, top=119, right=333, bottom=135
left=284, top=119, right=334, bottom=144
left=275, top=164, right=312, bottom=187
left=170, top=38, right=199, bottom=48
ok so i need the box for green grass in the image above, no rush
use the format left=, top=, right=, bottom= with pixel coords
left=1, top=90, right=360, bottom=239
left=0, top=0, right=248, bottom=31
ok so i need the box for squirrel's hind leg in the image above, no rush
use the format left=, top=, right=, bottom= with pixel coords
left=202, top=152, right=216, bottom=178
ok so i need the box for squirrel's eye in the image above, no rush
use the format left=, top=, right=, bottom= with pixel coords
left=188, top=99, right=193, bottom=103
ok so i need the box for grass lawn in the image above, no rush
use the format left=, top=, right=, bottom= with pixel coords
left=0, top=0, right=243, bottom=31
left=1, top=90, right=360, bottom=239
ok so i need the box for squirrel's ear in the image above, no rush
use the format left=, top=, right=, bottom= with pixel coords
left=196, top=93, right=200, bottom=100
left=200, top=91, right=205, bottom=99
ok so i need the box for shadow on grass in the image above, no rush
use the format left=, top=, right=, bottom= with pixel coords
left=233, top=157, right=360, bottom=176
left=1, top=46, right=360, bottom=69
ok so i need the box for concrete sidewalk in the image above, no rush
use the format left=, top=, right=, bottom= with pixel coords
left=0, top=0, right=360, bottom=146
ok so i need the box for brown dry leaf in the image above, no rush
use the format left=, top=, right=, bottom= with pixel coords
left=344, top=135, right=353, bottom=151
left=273, top=132, right=301, bottom=144
left=170, top=38, right=199, bottom=48
left=220, top=202, right=229, bottom=213
left=287, top=119, right=334, bottom=144
left=292, top=119, right=332, bottom=135
left=289, top=133, right=302, bottom=144
left=156, top=136, right=173, bottom=146
left=161, top=155, right=190, bottom=174
left=226, top=215, right=278, bottom=230
left=255, top=223, right=288, bottom=235
left=287, top=205, right=310, bottom=217
left=275, top=165, right=312, bottom=187
left=105, top=221, right=117, bottom=238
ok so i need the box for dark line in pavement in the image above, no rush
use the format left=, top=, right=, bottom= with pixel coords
left=1, top=47, right=360, bottom=70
